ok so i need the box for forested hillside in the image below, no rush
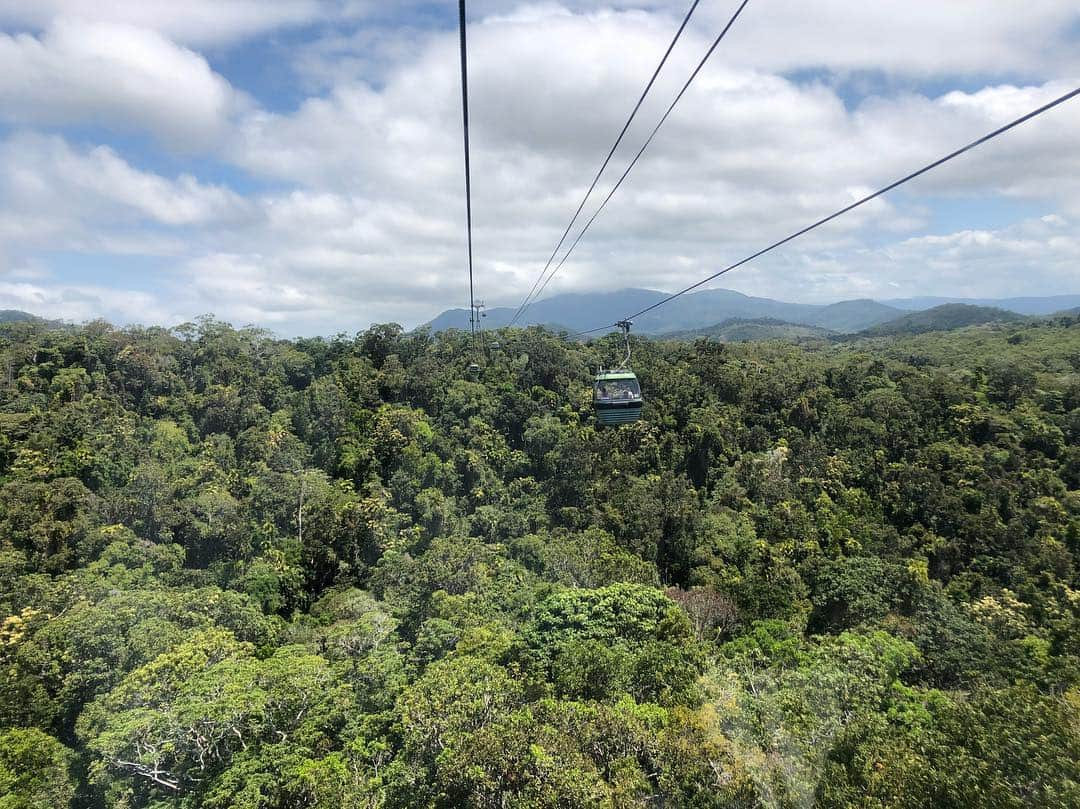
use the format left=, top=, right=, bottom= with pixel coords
left=1, top=314, right=1079, bottom=808
left=856, top=304, right=1024, bottom=337
left=659, top=318, right=834, bottom=343
left=425, top=288, right=902, bottom=334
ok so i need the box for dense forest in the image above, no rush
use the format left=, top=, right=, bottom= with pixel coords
left=1, top=313, right=1079, bottom=808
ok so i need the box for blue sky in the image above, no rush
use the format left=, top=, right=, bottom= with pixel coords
left=0, top=0, right=1078, bottom=335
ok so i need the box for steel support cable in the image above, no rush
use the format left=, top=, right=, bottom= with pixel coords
left=516, top=0, right=752, bottom=324
left=507, top=0, right=705, bottom=327
left=577, top=83, right=1080, bottom=336
left=459, top=0, right=477, bottom=335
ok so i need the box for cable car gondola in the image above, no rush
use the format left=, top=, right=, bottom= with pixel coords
left=594, top=320, right=642, bottom=426
left=594, top=370, right=642, bottom=425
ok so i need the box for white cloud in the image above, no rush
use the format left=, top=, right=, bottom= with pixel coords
left=860, top=216, right=1080, bottom=300
left=183, top=254, right=337, bottom=322
left=165, top=250, right=452, bottom=332
left=0, top=279, right=173, bottom=325
left=0, top=19, right=245, bottom=147
left=5, top=1, right=1073, bottom=79
left=0, top=133, right=254, bottom=249
left=708, top=0, right=1080, bottom=78
left=0, top=1, right=331, bottom=47
left=293, top=1, right=1080, bottom=93
left=0, top=3, right=1078, bottom=333
left=222, top=6, right=1080, bottom=316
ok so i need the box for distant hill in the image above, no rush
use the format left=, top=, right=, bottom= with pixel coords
left=424, top=289, right=666, bottom=334
left=660, top=317, right=835, bottom=342
left=426, top=289, right=1080, bottom=338
left=629, top=288, right=820, bottom=333
left=0, top=309, right=43, bottom=324
left=882, top=294, right=1080, bottom=315
left=799, top=299, right=902, bottom=332
left=634, top=291, right=902, bottom=334
left=858, top=304, right=1024, bottom=337
left=425, top=288, right=902, bottom=335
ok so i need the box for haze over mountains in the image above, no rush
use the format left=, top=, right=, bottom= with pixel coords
left=5, top=290, right=1078, bottom=339
left=881, top=295, right=1080, bottom=314
left=426, top=289, right=1080, bottom=336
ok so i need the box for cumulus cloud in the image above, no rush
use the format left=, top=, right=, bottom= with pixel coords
left=0, top=133, right=254, bottom=249
left=294, top=1, right=1080, bottom=92
left=708, top=0, right=1080, bottom=78
left=0, top=279, right=173, bottom=325
left=0, top=1, right=332, bottom=47
left=0, top=19, right=245, bottom=147
left=855, top=215, right=1080, bottom=300
left=224, top=6, right=1080, bottom=313
left=0, top=2, right=1078, bottom=333
left=121, top=248, right=450, bottom=334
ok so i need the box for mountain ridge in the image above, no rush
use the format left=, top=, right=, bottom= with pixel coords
left=882, top=294, right=1080, bottom=315
left=657, top=317, right=836, bottom=343
left=855, top=303, right=1026, bottom=337
left=425, top=289, right=1078, bottom=336
left=0, top=309, right=44, bottom=324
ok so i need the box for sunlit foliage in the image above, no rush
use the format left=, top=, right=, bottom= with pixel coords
left=1, top=313, right=1078, bottom=807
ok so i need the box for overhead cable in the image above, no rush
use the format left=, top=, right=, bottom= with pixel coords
left=458, top=0, right=477, bottom=335
left=508, top=0, right=706, bottom=327
left=516, top=0, right=753, bottom=324
left=579, top=83, right=1080, bottom=336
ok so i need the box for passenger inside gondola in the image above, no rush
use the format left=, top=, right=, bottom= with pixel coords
left=597, top=378, right=641, bottom=401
